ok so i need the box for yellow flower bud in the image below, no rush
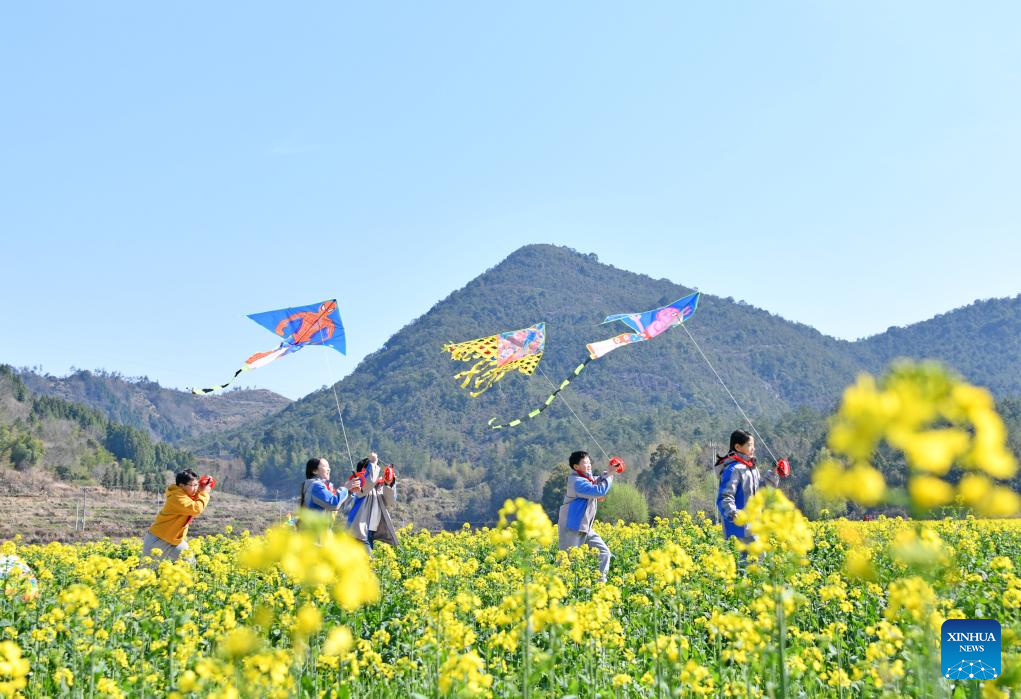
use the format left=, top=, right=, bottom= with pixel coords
left=908, top=475, right=955, bottom=510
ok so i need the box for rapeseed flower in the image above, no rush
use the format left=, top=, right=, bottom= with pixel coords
left=733, top=488, right=814, bottom=558
left=817, top=362, right=1020, bottom=516
left=437, top=651, right=493, bottom=697
left=0, top=641, right=30, bottom=697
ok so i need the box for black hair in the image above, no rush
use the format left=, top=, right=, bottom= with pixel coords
left=729, top=429, right=753, bottom=452
left=305, top=458, right=325, bottom=480
left=354, top=457, right=370, bottom=474
left=300, top=458, right=326, bottom=507
left=569, top=451, right=589, bottom=468
left=175, top=469, right=199, bottom=486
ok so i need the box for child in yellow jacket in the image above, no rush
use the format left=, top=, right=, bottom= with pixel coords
left=142, top=469, right=212, bottom=562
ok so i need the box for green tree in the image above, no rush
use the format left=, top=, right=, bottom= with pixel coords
left=541, top=463, right=571, bottom=521
left=669, top=474, right=719, bottom=518
left=596, top=482, right=649, bottom=524
left=800, top=483, right=847, bottom=520
left=639, top=443, right=685, bottom=515
left=640, top=442, right=715, bottom=517
left=644, top=443, right=686, bottom=481
left=145, top=470, right=168, bottom=493
left=105, top=423, right=156, bottom=471
left=9, top=434, right=43, bottom=470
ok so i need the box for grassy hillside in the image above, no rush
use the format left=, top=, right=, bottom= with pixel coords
left=0, top=365, right=520, bottom=539
left=0, top=468, right=289, bottom=544
left=0, top=467, right=490, bottom=544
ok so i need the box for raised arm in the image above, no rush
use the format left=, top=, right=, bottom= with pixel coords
left=309, top=481, right=346, bottom=510
left=380, top=482, right=397, bottom=508
left=573, top=474, right=613, bottom=499
left=167, top=490, right=211, bottom=516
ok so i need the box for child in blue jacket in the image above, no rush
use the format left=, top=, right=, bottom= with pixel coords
left=299, top=457, right=348, bottom=519
left=557, top=450, right=614, bottom=582
left=715, top=430, right=789, bottom=546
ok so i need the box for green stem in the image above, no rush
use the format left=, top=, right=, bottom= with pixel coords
left=836, top=623, right=843, bottom=699
left=550, top=625, right=558, bottom=694
left=522, top=565, right=532, bottom=699
left=169, top=615, right=176, bottom=688
left=774, top=576, right=788, bottom=699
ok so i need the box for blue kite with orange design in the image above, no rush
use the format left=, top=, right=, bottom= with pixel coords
left=191, top=299, right=345, bottom=395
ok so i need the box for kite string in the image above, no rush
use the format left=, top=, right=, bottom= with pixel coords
left=680, top=323, right=780, bottom=464
left=537, top=366, right=611, bottom=462
left=318, top=332, right=356, bottom=473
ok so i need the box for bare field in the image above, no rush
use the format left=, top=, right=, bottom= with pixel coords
left=0, top=485, right=292, bottom=544
left=0, top=472, right=485, bottom=544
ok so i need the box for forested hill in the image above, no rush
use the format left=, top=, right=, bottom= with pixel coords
left=0, top=365, right=196, bottom=488
left=197, top=244, right=1021, bottom=506
left=18, top=369, right=290, bottom=445
left=855, top=295, right=1021, bottom=397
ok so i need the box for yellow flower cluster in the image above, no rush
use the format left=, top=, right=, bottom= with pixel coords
left=884, top=576, right=937, bottom=625
left=0, top=641, right=30, bottom=697
left=239, top=515, right=379, bottom=611
left=569, top=583, right=624, bottom=647
left=58, top=583, right=100, bottom=617
left=489, top=498, right=555, bottom=554
left=322, top=625, right=354, bottom=658
left=634, top=541, right=694, bottom=592
left=815, top=361, right=1020, bottom=516
left=680, top=659, right=716, bottom=697
left=703, top=609, right=766, bottom=664
left=641, top=633, right=690, bottom=665
left=156, top=558, right=195, bottom=598
left=697, top=548, right=737, bottom=583
left=889, top=526, right=954, bottom=573
left=437, top=650, right=493, bottom=697
left=733, top=488, right=814, bottom=559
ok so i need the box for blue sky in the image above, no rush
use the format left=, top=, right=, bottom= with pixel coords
left=2, top=2, right=1019, bottom=400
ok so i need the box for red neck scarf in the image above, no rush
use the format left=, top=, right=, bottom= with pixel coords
left=573, top=468, right=596, bottom=483
left=730, top=453, right=754, bottom=468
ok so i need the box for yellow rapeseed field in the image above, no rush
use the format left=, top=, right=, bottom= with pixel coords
left=0, top=362, right=1017, bottom=698
left=0, top=510, right=1017, bottom=698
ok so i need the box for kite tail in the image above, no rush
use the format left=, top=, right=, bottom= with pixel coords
left=190, top=365, right=252, bottom=395
left=453, top=352, right=545, bottom=398
left=190, top=342, right=294, bottom=396
left=458, top=361, right=521, bottom=398
left=453, top=358, right=491, bottom=390
left=488, top=357, right=593, bottom=429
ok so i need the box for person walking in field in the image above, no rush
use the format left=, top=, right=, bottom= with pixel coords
left=142, top=469, right=213, bottom=563
left=299, top=457, right=348, bottom=520
left=346, top=452, right=399, bottom=554
left=715, top=429, right=790, bottom=556
left=558, top=450, right=614, bottom=582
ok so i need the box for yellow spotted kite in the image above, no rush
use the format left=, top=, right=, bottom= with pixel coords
left=443, top=323, right=545, bottom=397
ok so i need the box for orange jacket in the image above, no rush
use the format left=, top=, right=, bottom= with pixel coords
left=148, top=485, right=210, bottom=545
